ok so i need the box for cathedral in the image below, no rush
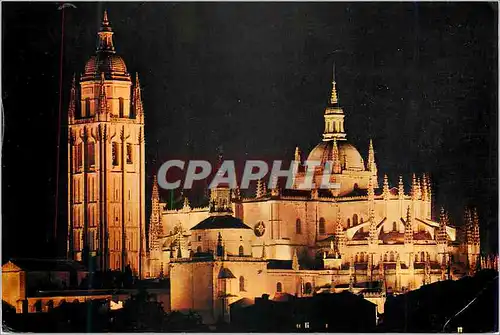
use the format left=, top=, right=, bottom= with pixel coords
left=67, top=11, right=482, bottom=324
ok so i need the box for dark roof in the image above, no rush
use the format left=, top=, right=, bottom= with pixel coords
left=4, top=258, right=87, bottom=272
left=190, top=215, right=251, bottom=230
left=218, top=267, right=236, bottom=279
left=267, top=260, right=292, bottom=270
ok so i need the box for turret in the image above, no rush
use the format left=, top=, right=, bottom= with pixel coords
left=382, top=174, right=390, bottom=200
left=437, top=207, right=448, bottom=246
left=398, top=175, right=405, bottom=200
left=133, top=73, right=144, bottom=123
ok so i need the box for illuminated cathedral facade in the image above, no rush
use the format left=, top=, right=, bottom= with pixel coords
left=66, top=12, right=483, bottom=324
left=147, top=55, right=481, bottom=324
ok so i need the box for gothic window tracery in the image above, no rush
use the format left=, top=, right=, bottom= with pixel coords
left=126, top=143, right=133, bottom=164
left=112, top=142, right=119, bottom=166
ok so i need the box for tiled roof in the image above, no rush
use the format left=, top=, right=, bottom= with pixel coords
left=190, top=215, right=251, bottom=230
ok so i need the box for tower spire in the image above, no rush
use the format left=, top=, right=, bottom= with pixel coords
left=330, top=63, right=338, bottom=105
left=383, top=174, right=390, bottom=200
left=97, top=10, right=115, bottom=53
left=405, top=206, right=414, bottom=245
left=134, top=73, right=144, bottom=121
left=322, top=63, right=346, bottom=142
left=367, top=139, right=377, bottom=174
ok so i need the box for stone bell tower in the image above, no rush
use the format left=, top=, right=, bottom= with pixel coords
left=67, top=11, right=146, bottom=277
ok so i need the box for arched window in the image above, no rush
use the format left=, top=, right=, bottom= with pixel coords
left=119, top=97, right=124, bottom=117
left=196, top=246, right=202, bottom=253
left=239, top=276, right=245, bottom=292
left=85, top=98, right=91, bottom=117
left=276, top=282, right=283, bottom=293
left=34, top=300, right=42, bottom=312
left=390, top=251, right=395, bottom=262
left=239, top=245, right=244, bottom=256
left=384, top=254, right=388, bottom=262
left=360, top=253, right=365, bottom=263
left=87, top=142, right=95, bottom=168
left=353, top=214, right=358, bottom=226
left=421, top=251, right=425, bottom=262
left=393, top=221, right=397, bottom=231
left=355, top=254, right=359, bottom=263
left=415, top=253, right=419, bottom=262
left=319, top=218, right=326, bottom=235
left=304, top=282, right=312, bottom=294
left=347, top=218, right=351, bottom=227
left=296, top=219, right=302, bottom=234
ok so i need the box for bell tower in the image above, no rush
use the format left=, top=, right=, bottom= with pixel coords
left=67, top=11, right=146, bottom=277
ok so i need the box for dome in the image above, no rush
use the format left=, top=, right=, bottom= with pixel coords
left=307, top=140, right=365, bottom=171
left=82, top=53, right=129, bottom=81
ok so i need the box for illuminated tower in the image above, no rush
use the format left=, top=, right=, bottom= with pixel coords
left=67, top=11, right=146, bottom=277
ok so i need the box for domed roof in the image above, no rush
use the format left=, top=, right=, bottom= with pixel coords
left=307, top=140, right=365, bottom=171
left=84, top=53, right=128, bottom=78
left=81, top=11, right=130, bottom=82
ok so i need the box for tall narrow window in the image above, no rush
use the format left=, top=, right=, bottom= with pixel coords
left=87, top=142, right=95, bottom=168
left=85, top=98, right=91, bottom=117
left=296, top=219, right=302, bottom=234
left=319, top=218, right=326, bottom=235
left=76, top=143, right=83, bottom=171
left=304, top=282, right=312, bottom=294
left=390, top=251, right=395, bottom=262
left=126, top=143, right=133, bottom=164
left=393, top=221, right=397, bottom=231
left=119, top=97, right=124, bottom=117
left=353, top=214, right=358, bottom=226
left=89, top=231, right=95, bottom=251
left=276, top=282, right=283, bottom=293
left=347, top=218, right=351, bottom=227
left=239, top=245, right=244, bottom=256
left=239, top=276, right=245, bottom=291
left=112, top=142, right=119, bottom=166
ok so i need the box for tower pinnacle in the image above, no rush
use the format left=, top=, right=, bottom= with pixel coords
left=97, top=10, right=115, bottom=53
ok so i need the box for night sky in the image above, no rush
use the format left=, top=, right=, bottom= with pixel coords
left=2, top=2, right=498, bottom=261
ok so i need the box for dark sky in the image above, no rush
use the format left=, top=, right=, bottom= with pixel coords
left=2, top=2, right=498, bottom=260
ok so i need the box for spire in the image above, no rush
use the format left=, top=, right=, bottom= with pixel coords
left=292, top=248, right=299, bottom=271
left=332, top=138, right=341, bottom=173
left=438, top=207, right=448, bottom=245
left=68, top=74, right=76, bottom=121
left=97, top=10, right=115, bottom=53
left=322, top=63, right=346, bottom=142
left=256, top=179, right=267, bottom=198
left=421, top=174, right=428, bottom=201
left=405, top=206, right=414, bottom=245
left=411, top=173, right=417, bottom=200
left=398, top=175, right=405, bottom=200
left=133, top=73, right=144, bottom=120
left=271, top=175, right=280, bottom=197
left=330, top=63, right=338, bottom=106
left=367, top=139, right=377, bottom=173
left=472, top=208, right=480, bottom=244
left=294, top=146, right=301, bottom=163
left=183, top=196, right=190, bottom=209
left=98, top=72, right=110, bottom=116
left=382, top=174, right=390, bottom=200
left=368, top=175, right=377, bottom=244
